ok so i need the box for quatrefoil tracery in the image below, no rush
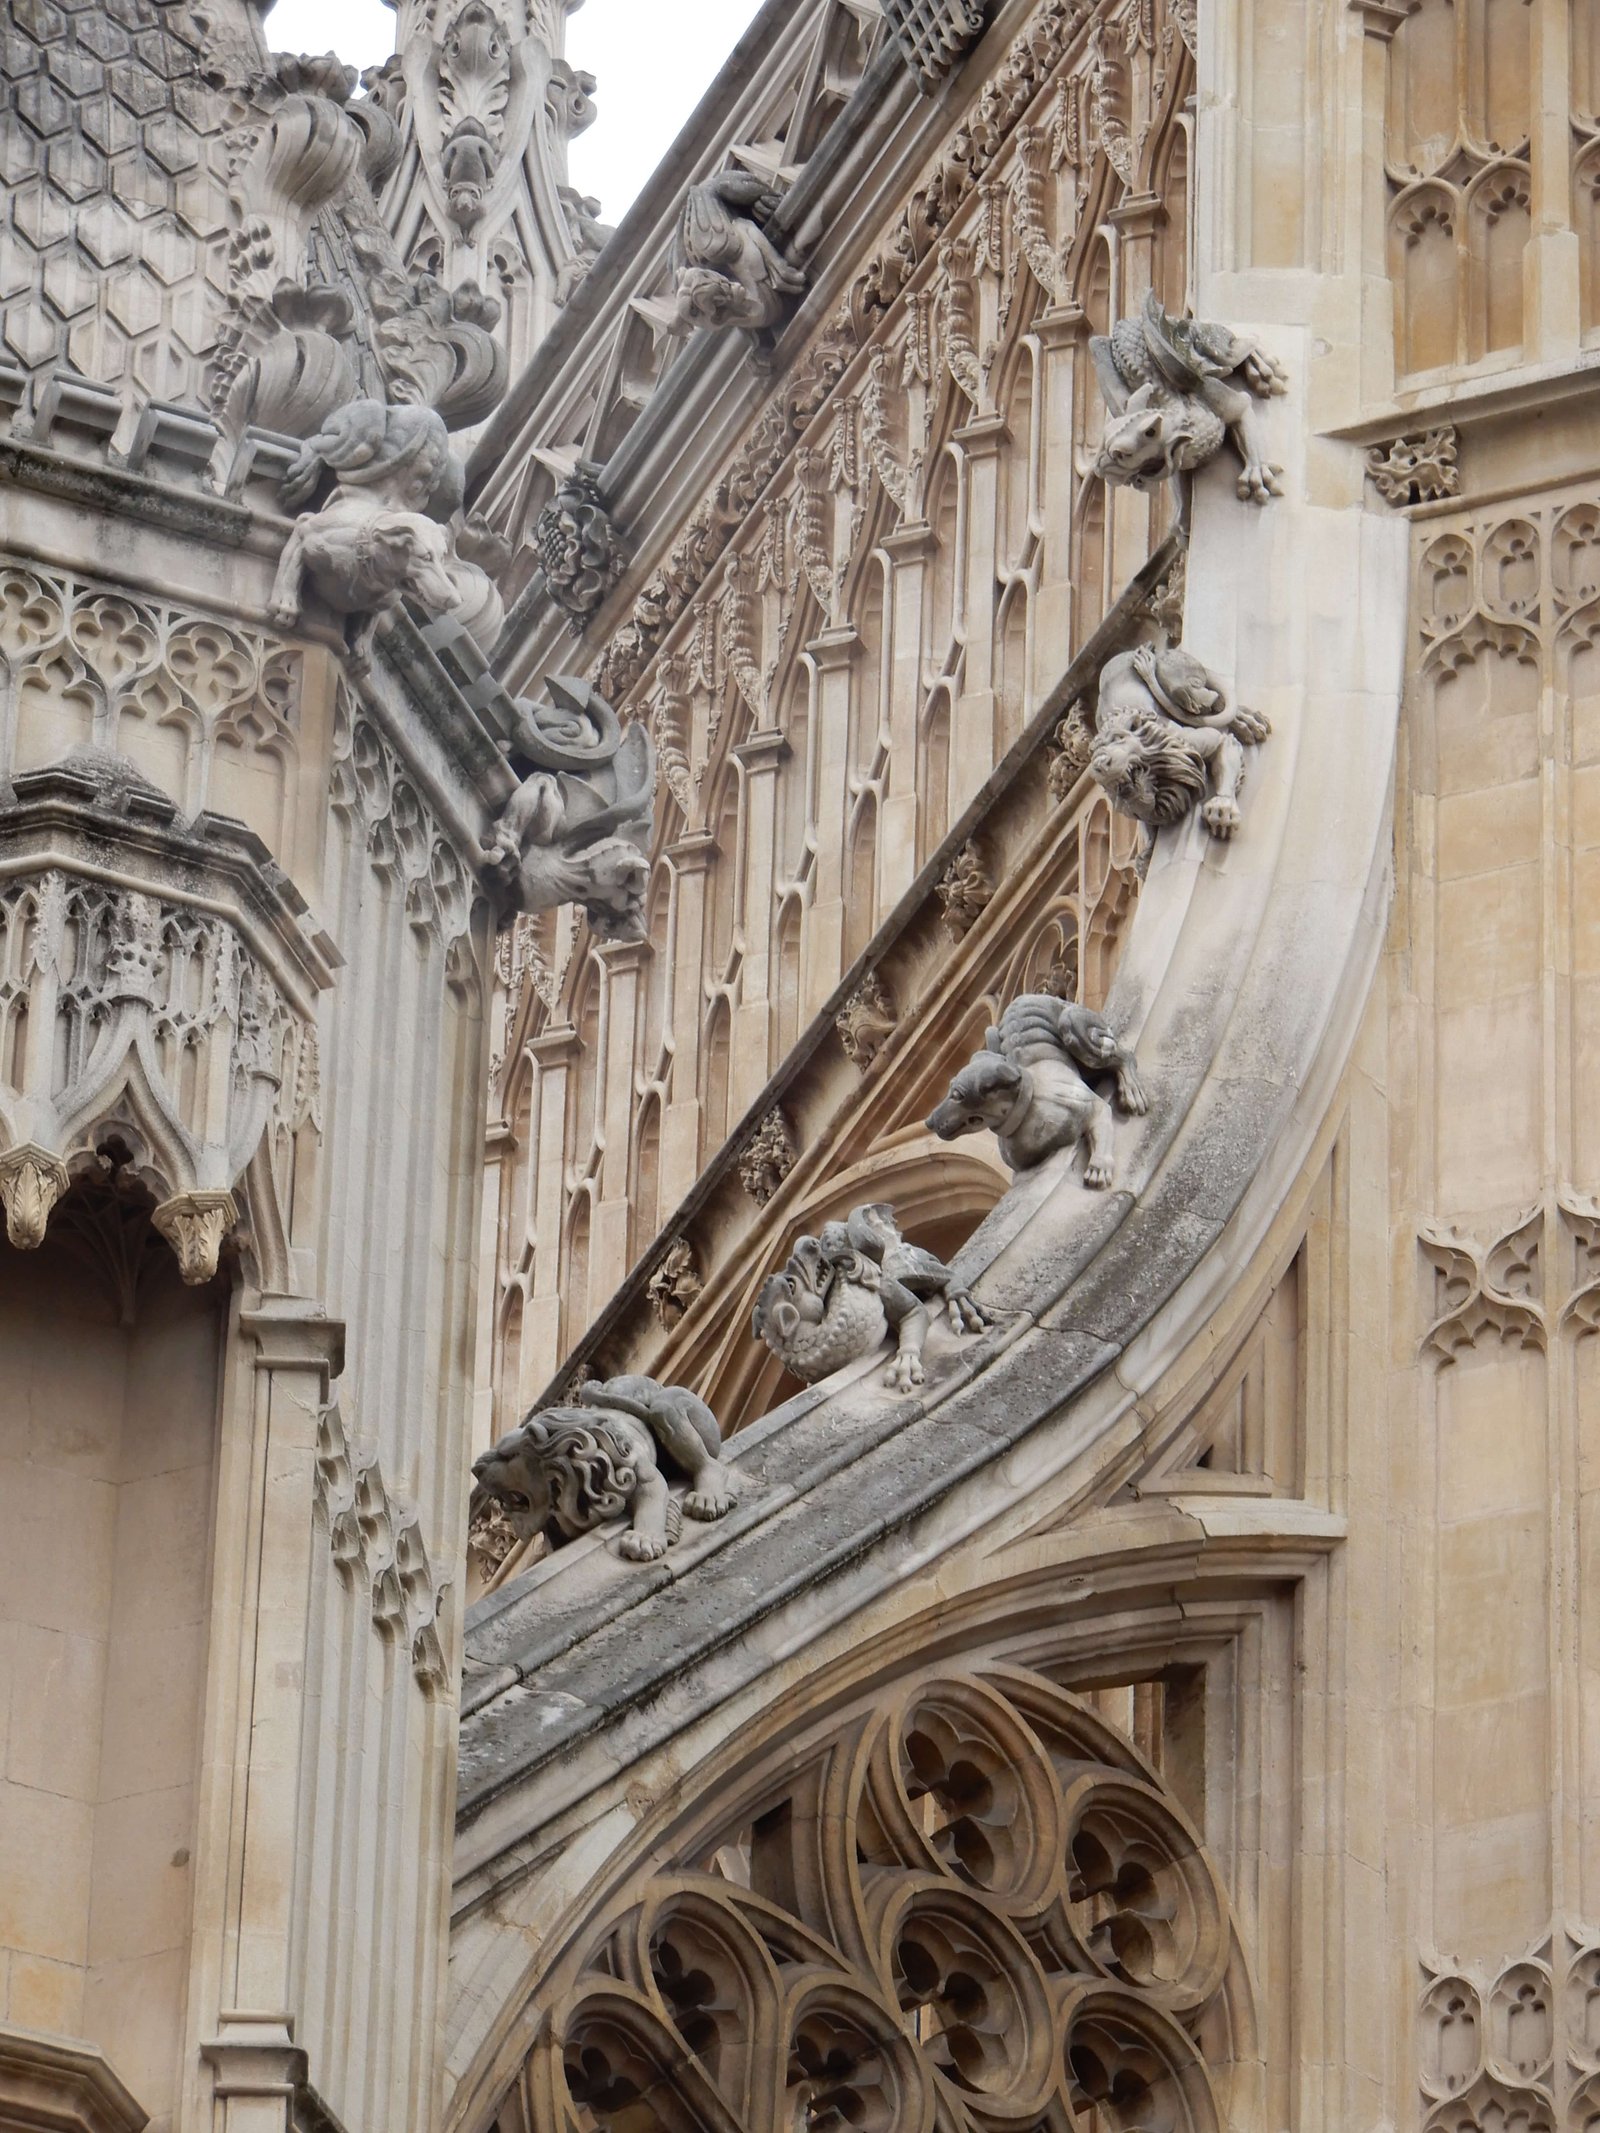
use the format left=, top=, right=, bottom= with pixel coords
left=531, top=1666, right=1254, bottom=2133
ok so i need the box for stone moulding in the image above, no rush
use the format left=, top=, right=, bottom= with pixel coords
left=453, top=388, right=1413, bottom=1861
left=0, top=2022, right=149, bottom=2133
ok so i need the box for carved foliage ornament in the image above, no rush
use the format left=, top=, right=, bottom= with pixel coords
left=1367, top=425, right=1461, bottom=507
left=533, top=462, right=629, bottom=622
left=738, top=1106, right=798, bottom=1206
left=516, top=1663, right=1258, bottom=2133
left=316, top=1402, right=450, bottom=1695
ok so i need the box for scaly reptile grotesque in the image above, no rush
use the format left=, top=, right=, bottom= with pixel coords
left=752, top=1202, right=990, bottom=1394
left=1091, top=291, right=1287, bottom=524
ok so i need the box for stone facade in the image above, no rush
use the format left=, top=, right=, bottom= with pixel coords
left=4, top=4, right=1600, bottom=2133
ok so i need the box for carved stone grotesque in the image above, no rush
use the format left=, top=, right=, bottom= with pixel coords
left=1091, top=291, right=1287, bottom=520
left=668, top=170, right=807, bottom=335
left=1087, top=645, right=1271, bottom=842
left=269, top=399, right=505, bottom=651
left=472, top=1374, right=738, bottom=1562
left=928, top=996, right=1146, bottom=1185
left=533, top=462, right=628, bottom=621
left=481, top=677, right=655, bottom=940
left=752, top=1203, right=991, bottom=1394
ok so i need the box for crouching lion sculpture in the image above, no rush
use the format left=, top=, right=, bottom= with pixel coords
left=472, top=1373, right=737, bottom=1562
left=1089, top=644, right=1270, bottom=842
left=752, top=1202, right=990, bottom=1394
left=928, top=996, right=1146, bottom=1186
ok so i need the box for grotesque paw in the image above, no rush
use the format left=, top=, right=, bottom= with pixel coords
left=1201, top=795, right=1240, bottom=838
left=885, top=1350, right=926, bottom=1393
left=1231, top=705, right=1272, bottom=744
left=1084, top=1157, right=1115, bottom=1189
left=618, top=1530, right=669, bottom=1562
left=1117, top=1066, right=1149, bottom=1117
left=1236, top=460, right=1284, bottom=504
left=684, top=1487, right=736, bottom=1523
left=948, top=1291, right=991, bottom=1335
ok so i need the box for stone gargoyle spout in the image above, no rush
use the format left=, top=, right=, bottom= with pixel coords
left=481, top=675, right=656, bottom=941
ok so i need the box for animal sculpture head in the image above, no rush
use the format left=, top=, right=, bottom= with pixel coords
left=927, top=1051, right=1027, bottom=1142
left=472, top=1406, right=641, bottom=1543
left=1093, top=387, right=1207, bottom=489
left=669, top=266, right=747, bottom=334
left=1089, top=717, right=1209, bottom=829
left=580, top=839, right=651, bottom=940
left=352, top=517, right=460, bottom=616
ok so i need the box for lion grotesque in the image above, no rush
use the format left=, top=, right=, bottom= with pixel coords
left=1088, top=644, right=1270, bottom=842
left=472, top=1374, right=737, bottom=1563
left=928, top=996, right=1147, bottom=1185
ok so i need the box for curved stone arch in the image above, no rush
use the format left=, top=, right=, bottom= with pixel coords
left=451, top=1643, right=1264, bottom=2133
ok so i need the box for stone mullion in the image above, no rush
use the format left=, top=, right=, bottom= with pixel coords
left=1031, top=309, right=1087, bottom=669
left=523, top=1025, right=578, bottom=1392
left=951, top=420, right=1005, bottom=792
left=1525, top=0, right=1581, bottom=360
left=661, top=832, right=715, bottom=1214
left=878, top=523, right=936, bottom=908
left=732, top=728, right=790, bottom=1106
left=593, top=939, right=646, bottom=1285
left=193, top=1300, right=343, bottom=2133
left=801, top=627, right=859, bottom=1012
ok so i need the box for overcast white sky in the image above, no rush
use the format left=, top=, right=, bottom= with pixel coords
left=261, top=0, right=767, bottom=223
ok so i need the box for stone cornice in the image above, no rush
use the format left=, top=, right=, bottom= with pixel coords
left=0, top=2023, right=148, bottom=2133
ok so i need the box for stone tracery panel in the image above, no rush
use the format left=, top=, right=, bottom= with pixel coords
left=498, top=1664, right=1258, bottom=2133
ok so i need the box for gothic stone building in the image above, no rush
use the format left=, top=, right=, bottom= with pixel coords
left=1, top=5, right=1597, bottom=2133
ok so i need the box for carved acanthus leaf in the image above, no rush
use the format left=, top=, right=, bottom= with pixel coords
left=936, top=838, right=995, bottom=940
left=835, top=971, right=896, bottom=1071
left=646, top=1238, right=703, bottom=1328
left=739, top=1108, right=798, bottom=1207
left=861, top=350, right=922, bottom=520
left=1367, top=427, right=1460, bottom=507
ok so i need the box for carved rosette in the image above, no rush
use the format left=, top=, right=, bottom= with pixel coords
left=0, top=768, right=332, bottom=1284
left=520, top=1664, right=1258, bottom=2133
